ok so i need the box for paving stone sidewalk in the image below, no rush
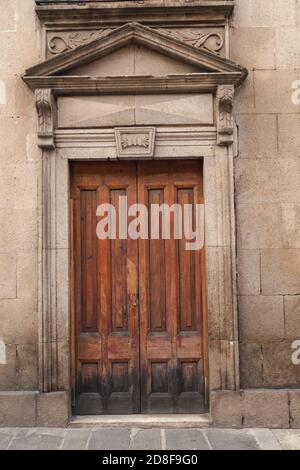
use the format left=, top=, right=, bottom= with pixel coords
left=0, top=428, right=300, bottom=450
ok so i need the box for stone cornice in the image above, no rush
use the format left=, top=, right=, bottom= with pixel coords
left=35, top=1, right=235, bottom=26
left=24, top=73, right=245, bottom=94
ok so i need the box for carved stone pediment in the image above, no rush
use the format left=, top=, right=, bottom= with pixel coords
left=23, top=22, right=247, bottom=89
left=23, top=21, right=247, bottom=148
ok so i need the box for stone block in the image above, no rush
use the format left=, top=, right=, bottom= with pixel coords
left=0, top=253, right=16, bottom=299
left=0, top=162, right=15, bottom=209
left=36, top=392, right=69, bottom=427
left=0, top=208, right=38, bottom=253
left=135, top=93, right=214, bottom=126
left=205, top=428, right=259, bottom=450
left=62, top=429, right=91, bottom=450
left=88, top=428, right=130, bottom=450
left=250, top=428, right=282, bottom=450
left=131, top=429, right=162, bottom=450
left=26, top=133, right=40, bottom=163
left=210, top=391, right=242, bottom=428
left=234, top=71, right=254, bottom=114
left=236, top=203, right=293, bottom=249
left=231, top=27, right=275, bottom=70
left=275, top=27, right=300, bottom=68
left=289, top=390, right=300, bottom=429
left=235, top=159, right=300, bottom=205
left=9, top=429, right=65, bottom=450
left=233, top=0, right=296, bottom=27
left=0, top=116, right=33, bottom=164
left=0, top=298, right=37, bottom=344
left=0, top=343, right=17, bottom=390
left=0, top=430, right=13, bottom=450
left=235, top=114, right=277, bottom=159
left=205, top=247, right=235, bottom=341
left=14, top=162, right=38, bottom=210
left=205, top=247, right=221, bottom=340
left=241, top=389, right=289, bottom=428
left=165, top=429, right=209, bottom=451
left=239, top=342, right=263, bottom=388
left=261, top=249, right=300, bottom=295
left=15, top=343, right=38, bottom=390
left=55, top=249, right=69, bottom=341
left=57, top=341, right=71, bottom=391
left=135, top=45, right=199, bottom=76
left=278, top=114, right=300, bottom=157
left=17, top=252, right=38, bottom=301
left=208, top=340, right=221, bottom=391
left=284, top=296, right=300, bottom=338
left=254, top=69, right=298, bottom=114
left=237, top=249, right=260, bottom=295
left=0, top=0, right=16, bottom=32
left=0, top=391, right=37, bottom=427
left=239, top=295, right=284, bottom=341
left=273, top=429, right=300, bottom=450
left=55, top=158, right=69, bottom=249
left=203, top=157, right=218, bottom=248
left=58, top=95, right=135, bottom=129
left=262, top=341, right=300, bottom=388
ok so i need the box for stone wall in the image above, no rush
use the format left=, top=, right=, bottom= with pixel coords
left=232, top=0, right=300, bottom=389
left=0, top=0, right=299, bottom=427
left=0, top=0, right=41, bottom=391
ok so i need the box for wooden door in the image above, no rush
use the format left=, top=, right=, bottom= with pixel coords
left=138, top=161, right=207, bottom=413
left=71, top=162, right=140, bottom=414
left=71, top=160, right=207, bottom=415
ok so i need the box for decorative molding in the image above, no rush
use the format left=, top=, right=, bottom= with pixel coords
left=115, top=127, right=156, bottom=159
left=24, top=23, right=247, bottom=78
left=25, top=74, right=245, bottom=94
left=55, top=126, right=216, bottom=147
left=216, top=84, right=234, bottom=146
left=47, top=27, right=224, bottom=57
left=48, top=29, right=113, bottom=55
left=35, top=89, right=56, bottom=149
left=157, top=28, right=224, bottom=54
left=55, top=127, right=216, bottom=160
left=35, top=1, right=235, bottom=26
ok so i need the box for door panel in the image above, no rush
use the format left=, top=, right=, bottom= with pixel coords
left=138, top=161, right=206, bottom=413
left=71, top=162, right=140, bottom=414
left=71, top=160, right=207, bottom=415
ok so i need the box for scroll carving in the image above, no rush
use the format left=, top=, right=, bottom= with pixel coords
left=47, top=27, right=223, bottom=56
left=48, top=29, right=113, bottom=55
left=216, top=85, right=234, bottom=146
left=157, top=28, right=224, bottom=54
left=35, top=89, right=56, bottom=149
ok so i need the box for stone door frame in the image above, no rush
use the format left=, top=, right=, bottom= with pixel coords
left=23, top=16, right=247, bottom=420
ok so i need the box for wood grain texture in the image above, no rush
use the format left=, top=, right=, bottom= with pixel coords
left=138, top=160, right=207, bottom=413
left=70, top=160, right=207, bottom=414
left=71, top=162, right=139, bottom=414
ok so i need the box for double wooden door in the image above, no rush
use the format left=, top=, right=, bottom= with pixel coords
left=70, top=160, right=208, bottom=415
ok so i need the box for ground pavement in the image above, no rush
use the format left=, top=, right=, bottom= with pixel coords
left=0, top=427, right=300, bottom=450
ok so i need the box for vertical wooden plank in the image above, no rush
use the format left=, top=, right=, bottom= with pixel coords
left=110, top=189, right=128, bottom=332
left=176, top=188, right=197, bottom=332
left=148, top=189, right=166, bottom=332
left=80, top=190, right=98, bottom=332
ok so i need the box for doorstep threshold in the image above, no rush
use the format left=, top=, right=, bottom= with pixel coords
left=69, top=414, right=212, bottom=429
